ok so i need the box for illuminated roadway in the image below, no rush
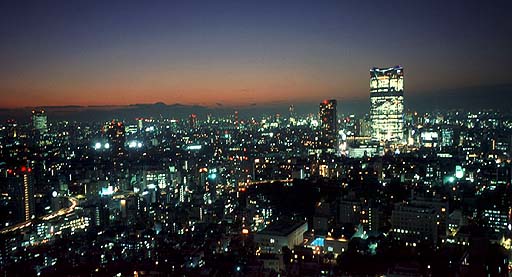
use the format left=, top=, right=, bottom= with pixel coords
left=245, top=179, right=293, bottom=187
left=0, top=196, right=79, bottom=235
left=1, top=181, right=286, bottom=234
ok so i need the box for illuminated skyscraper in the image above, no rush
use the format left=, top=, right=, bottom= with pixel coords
left=189, top=114, right=197, bottom=129
left=31, top=109, right=47, bottom=134
left=370, top=66, right=404, bottom=141
left=319, top=99, right=337, bottom=151
left=8, top=166, right=35, bottom=222
left=234, top=110, right=239, bottom=127
left=104, top=120, right=125, bottom=154
left=289, top=105, right=297, bottom=126
left=6, top=119, right=17, bottom=139
left=136, top=118, right=144, bottom=132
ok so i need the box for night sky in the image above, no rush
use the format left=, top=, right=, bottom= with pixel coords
left=1, top=0, right=511, bottom=109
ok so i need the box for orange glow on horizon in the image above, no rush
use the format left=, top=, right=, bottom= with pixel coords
left=0, top=64, right=365, bottom=108
left=0, top=85, right=364, bottom=109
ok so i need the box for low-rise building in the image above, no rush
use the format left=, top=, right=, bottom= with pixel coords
left=254, top=220, right=308, bottom=254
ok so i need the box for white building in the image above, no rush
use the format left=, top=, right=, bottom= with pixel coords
left=254, top=220, right=308, bottom=254
left=370, top=66, right=404, bottom=142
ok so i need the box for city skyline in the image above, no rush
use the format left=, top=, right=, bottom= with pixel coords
left=1, top=0, right=511, bottom=108
left=2, top=1, right=512, bottom=276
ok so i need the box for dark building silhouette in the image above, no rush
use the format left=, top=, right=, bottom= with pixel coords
left=319, top=99, right=337, bottom=152
left=7, top=166, right=35, bottom=223
left=104, top=120, right=125, bottom=155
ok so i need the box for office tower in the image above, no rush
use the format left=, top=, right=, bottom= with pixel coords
left=189, top=114, right=197, bottom=129
left=357, top=117, right=372, bottom=137
left=8, top=166, right=35, bottom=222
left=319, top=99, right=338, bottom=151
left=136, top=118, right=144, bottom=132
left=6, top=119, right=17, bottom=139
left=370, top=66, right=404, bottom=142
left=3, top=119, right=18, bottom=146
left=289, top=105, right=296, bottom=126
left=390, top=203, right=438, bottom=244
left=234, top=110, right=239, bottom=127
left=441, top=127, right=454, bottom=147
left=105, top=120, right=125, bottom=154
left=31, top=109, right=48, bottom=134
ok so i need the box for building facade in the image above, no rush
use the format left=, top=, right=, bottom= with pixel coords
left=390, top=203, right=438, bottom=245
left=319, top=99, right=338, bottom=151
left=254, top=220, right=308, bottom=254
left=8, top=166, right=35, bottom=223
left=104, top=120, right=125, bottom=155
left=31, top=109, right=48, bottom=134
left=370, top=66, right=404, bottom=142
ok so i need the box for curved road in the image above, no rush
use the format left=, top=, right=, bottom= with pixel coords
left=0, top=196, right=78, bottom=235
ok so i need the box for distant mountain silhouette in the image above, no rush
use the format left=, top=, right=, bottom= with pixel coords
left=1, top=83, right=511, bottom=122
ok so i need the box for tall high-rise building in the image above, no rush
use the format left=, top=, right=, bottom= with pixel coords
left=31, top=109, right=47, bottom=134
left=370, top=66, right=404, bottom=142
left=289, top=105, right=296, bottom=126
left=6, top=119, right=17, bottom=139
left=8, top=166, right=35, bottom=223
left=136, top=118, right=144, bottom=132
left=319, top=99, right=337, bottom=151
left=189, top=114, right=197, bottom=129
left=104, top=120, right=125, bottom=154
left=234, top=110, right=239, bottom=127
